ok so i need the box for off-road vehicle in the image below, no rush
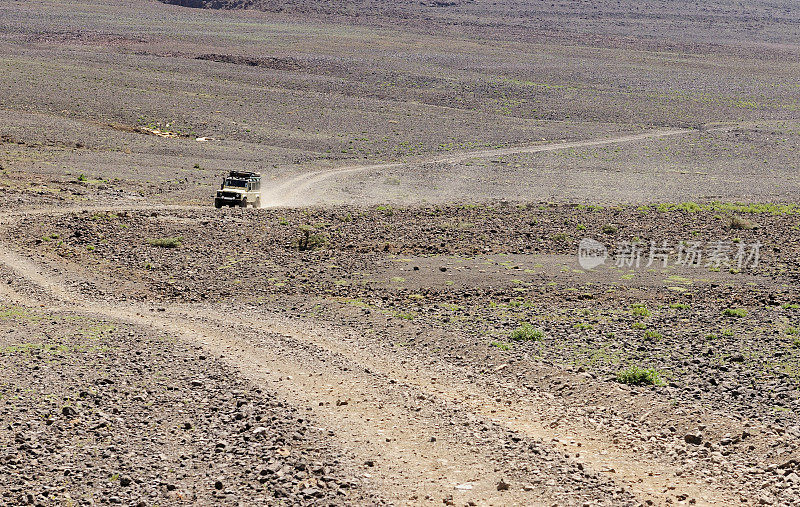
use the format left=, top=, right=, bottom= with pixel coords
left=214, top=171, right=261, bottom=208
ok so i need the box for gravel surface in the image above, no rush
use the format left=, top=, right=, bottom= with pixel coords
left=9, top=203, right=800, bottom=503
left=3, top=0, right=800, bottom=503
left=0, top=304, right=376, bottom=506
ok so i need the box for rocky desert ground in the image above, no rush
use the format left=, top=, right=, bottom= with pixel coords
left=1, top=0, right=799, bottom=505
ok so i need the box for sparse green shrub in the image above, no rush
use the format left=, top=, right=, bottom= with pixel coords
left=644, top=330, right=663, bottom=341
left=787, top=326, right=798, bottom=336
left=376, top=205, right=394, bottom=216
left=551, top=232, right=571, bottom=242
left=573, top=322, right=594, bottom=330
left=295, top=225, right=326, bottom=251
left=490, top=341, right=512, bottom=351
left=77, top=174, right=87, bottom=182
left=616, top=365, right=664, bottom=386
left=147, top=237, right=183, bottom=249
left=721, top=328, right=734, bottom=337
left=670, top=303, right=691, bottom=309
left=510, top=323, right=544, bottom=341
left=601, top=224, right=618, bottom=235
left=679, top=202, right=702, bottom=212
left=722, top=308, right=747, bottom=318
left=730, top=215, right=755, bottom=230
left=631, top=304, right=650, bottom=317
left=632, top=322, right=647, bottom=330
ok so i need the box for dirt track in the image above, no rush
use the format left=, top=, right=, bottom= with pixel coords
left=3, top=0, right=800, bottom=504
left=0, top=212, right=729, bottom=505
left=264, top=127, right=706, bottom=207
left=2, top=183, right=798, bottom=505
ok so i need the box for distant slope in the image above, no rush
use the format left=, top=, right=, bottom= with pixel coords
left=157, top=0, right=469, bottom=15
left=157, top=0, right=800, bottom=48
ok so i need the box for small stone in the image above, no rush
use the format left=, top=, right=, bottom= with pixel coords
left=497, top=479, right=510, bottom=491
left=685, top=433, right=703, bottom=445
left=301, top=487, right=322, bottom=498
left=214, top=480, right=223, bottom=490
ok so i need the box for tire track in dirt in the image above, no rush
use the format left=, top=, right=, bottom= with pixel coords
left=0, top=219, right=742, bottom=506
left=0, top=243, right=592, bottom=505
left=262, top=127, right=706, bottom=207
left=197, top=310, right=743, bottom=507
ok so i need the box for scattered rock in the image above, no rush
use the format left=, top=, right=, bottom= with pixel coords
left=685, top=433, right=703, bottom=445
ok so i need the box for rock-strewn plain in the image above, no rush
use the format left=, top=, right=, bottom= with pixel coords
left=2, top=0, right=799, bottom=504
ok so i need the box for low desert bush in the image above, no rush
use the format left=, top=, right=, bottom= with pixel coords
left=510, top=323, right=544, bottom=341
left=722, top=308, right=747, bottom=318
left=729, top=215, right=755, bottom=230
left=616, top=365, right=664, bottom=386
left=147, top=237, right=183, bottom=248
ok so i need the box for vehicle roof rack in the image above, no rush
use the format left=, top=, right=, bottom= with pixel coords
left=228, top=170, right=261, bottom=179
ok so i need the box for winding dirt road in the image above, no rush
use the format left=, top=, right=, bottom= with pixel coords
left=0, top=239, right=739, bottom=505
left=0, top=126, right=756, bottom=505
left=263, top=127, right=708, bottom=207
left=0, top=224, right=747, bottom=504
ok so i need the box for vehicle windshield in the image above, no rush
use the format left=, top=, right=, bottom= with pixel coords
left=225, top=178, right=247, bottom=188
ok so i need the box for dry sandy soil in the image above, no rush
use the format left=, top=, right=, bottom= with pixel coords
left=1, top=0, right=799, bottom=506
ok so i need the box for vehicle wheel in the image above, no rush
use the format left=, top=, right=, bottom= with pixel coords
left=214, top=202, right=222, bottom=209
left=240, top=198, right=248, bottom=208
